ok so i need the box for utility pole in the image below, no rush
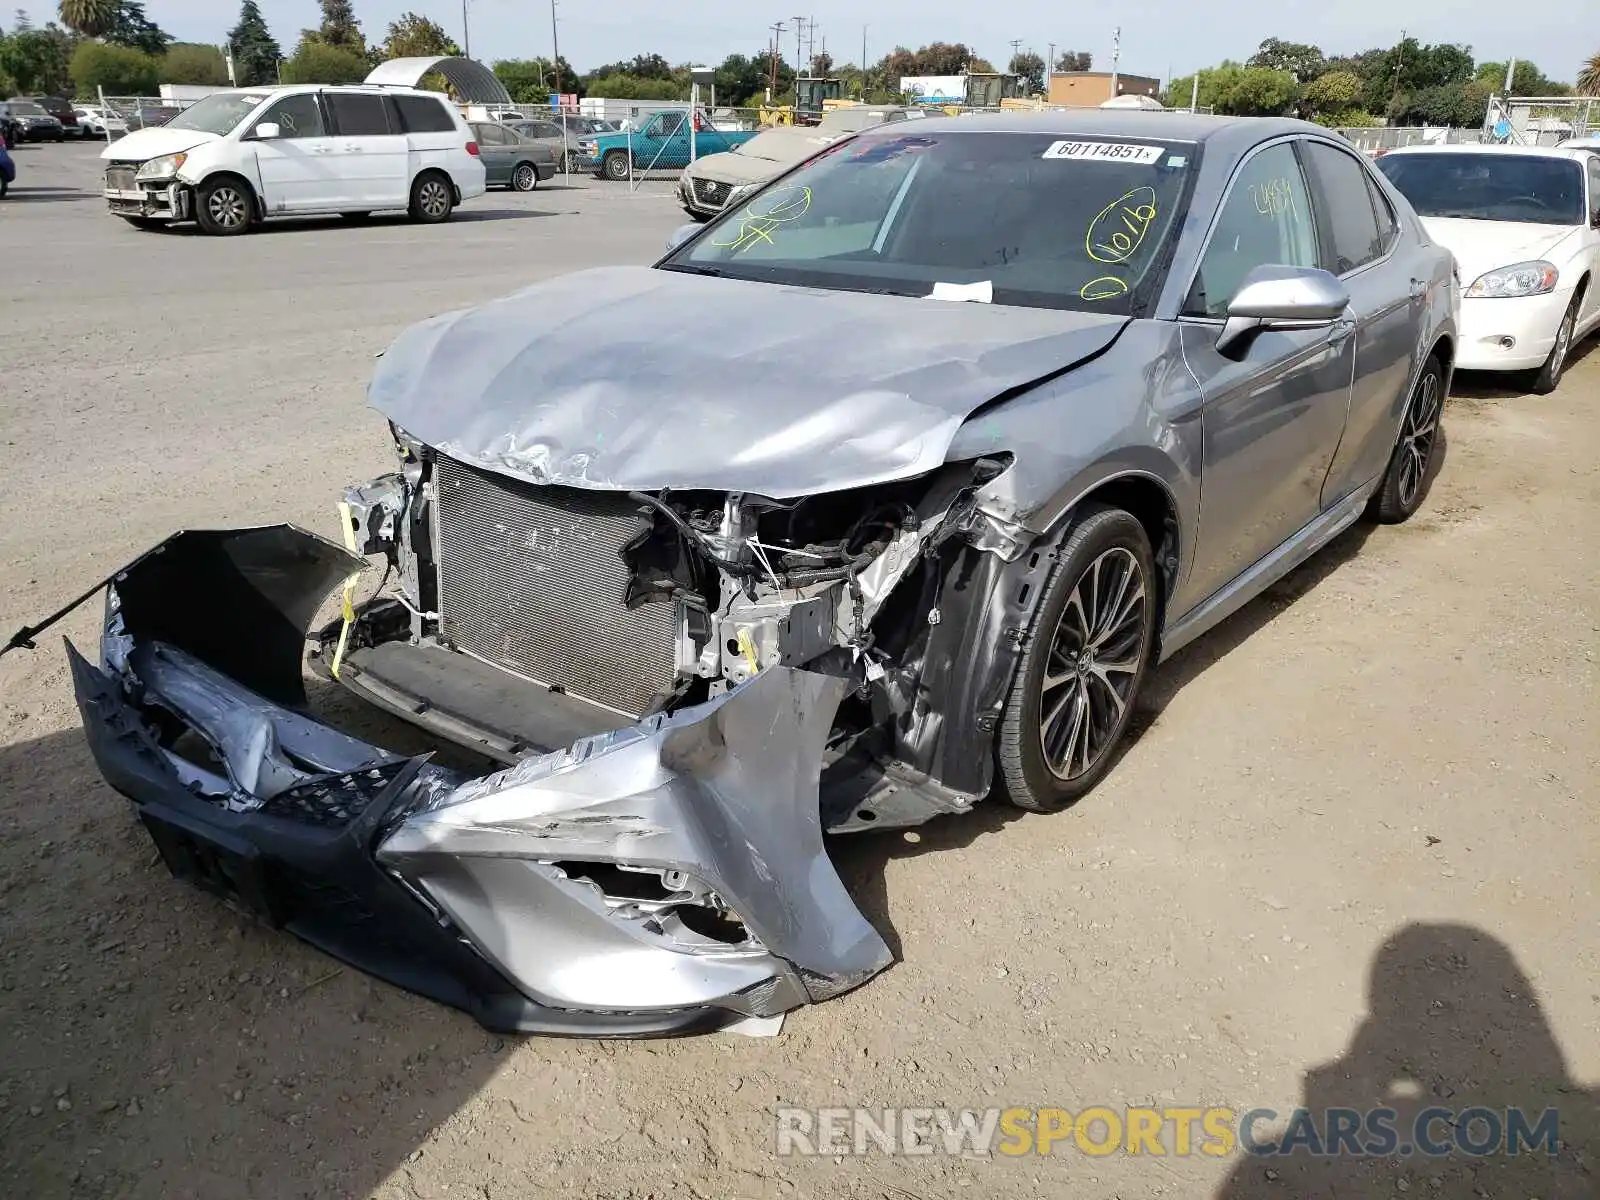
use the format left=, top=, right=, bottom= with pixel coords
left=550, top=0, right=563, bottom=98
left=793, top=15, right=805, bottom=105
left=862, top=24, right=867, bottom=93
left=1390, top=30, right=1406, bottom=113
left=768, top=22, right=786, bottom=100
left=1009, top=38, right=1022, bottom=66
left=1503, top=57, right=1516, bottom=93
left=461, top=0, right=470, bottom=59
left=1109, top=26, right=1121, bottom=97
left=1047, top=41, right=1055, bottom=91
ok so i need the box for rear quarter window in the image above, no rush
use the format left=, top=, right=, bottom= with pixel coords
left=392, top=94, right=457, bottom=134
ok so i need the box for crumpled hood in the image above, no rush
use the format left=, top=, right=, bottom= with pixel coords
left=101, top=126, right=218, bottom=163
left=1421, top=218, right=1582, bottom=286
left=368, top=265, right=1128, bottom=497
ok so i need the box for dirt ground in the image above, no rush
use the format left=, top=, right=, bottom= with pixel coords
left=1, top=143, right=1596, bottom=1200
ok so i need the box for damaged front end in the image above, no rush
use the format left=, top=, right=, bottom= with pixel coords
left=20, top=421, right=1058, bottom=1035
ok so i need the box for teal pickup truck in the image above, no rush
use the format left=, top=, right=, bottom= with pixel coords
left=578, top=110, right=759, bottom=181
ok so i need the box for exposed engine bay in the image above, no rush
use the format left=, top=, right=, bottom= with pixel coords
left=328, top=423, right=1028, bottom=835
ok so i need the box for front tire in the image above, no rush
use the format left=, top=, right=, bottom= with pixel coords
left=602, top=150, right=631, bottom=181
left=1529, top=294, right=1579, bottom=396
left=510, top=162, right=538, bottom=192
left=194, top=176, right=254, bottom=235
left=996, top=505, right=1159, bottom=813
left=409, top=172, right=454, bottom=223
left=1367, top=356, right=1443, bottom=524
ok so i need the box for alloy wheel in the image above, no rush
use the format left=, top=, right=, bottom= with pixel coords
left=419, top=179, right=450, bottom=218
left=1549, top=311, right=1573, bottom=380
left=513, top=164, right=535, bottom=191
left=1396, top=370, right=1441, bottom=510
left=207, top=186, right=247, bottom=230
left=1038, top=547, right=1148, bottom=780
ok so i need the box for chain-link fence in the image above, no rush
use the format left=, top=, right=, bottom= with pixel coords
left=94, top=92, right=198, bottom=140
left=1331, top=125, right=1488, bottom=156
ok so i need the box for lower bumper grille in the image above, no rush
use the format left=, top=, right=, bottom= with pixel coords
left=433, top=456, right=679, bottom=718
left=105, top=165, right=138, bottom=191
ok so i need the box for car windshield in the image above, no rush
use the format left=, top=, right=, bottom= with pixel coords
left=664, top=130, right=1197, bottom=314
left=165, top=93, right=268, bottom=137
left=1377, top=153, right=1586, bottom=224
left=12, top=102, right=46, bottom=116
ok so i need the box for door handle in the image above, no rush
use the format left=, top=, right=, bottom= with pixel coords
left=1409, top=278, right=1428, bottom=298
left=1326, top=318, right=1357, bottom=346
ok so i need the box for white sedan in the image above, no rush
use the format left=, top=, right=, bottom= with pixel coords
left=74, top=106, right=127, bottom=138
left=1377, top=144, right=1600, bottom=393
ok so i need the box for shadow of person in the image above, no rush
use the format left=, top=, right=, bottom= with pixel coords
left=1215, top=922, right=1597, bottom=1198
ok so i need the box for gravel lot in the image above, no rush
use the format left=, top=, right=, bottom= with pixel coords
left=2, top=140, right=1596, bottom=1200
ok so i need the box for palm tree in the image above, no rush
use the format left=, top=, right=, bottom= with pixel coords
left=58, top=0, right=119, bottom=38
left=1578, top=51, right=1600, bottom=96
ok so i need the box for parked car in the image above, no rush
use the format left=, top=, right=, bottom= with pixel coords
left=128, top=105, right=183, bottom=128
left=578, top=109, right=759, bottom=179
left=75, top=105, right=128, bottom=138
left=678, top=104, right=923, bottom=220
left=16, top=112, right=1456, bottom=1036
left=505, top=116, right=587, bottom=172
left=1377, top=143, right=1600, bottom=393
left=28, top=95, right=81, bottom=137
left=468, top=121, right=557, bottom=190
left=6, top=99, right=63, bottom=142
left=0, top=142, right=14, bottom=197
left=101, top=85, right=487, bottom=234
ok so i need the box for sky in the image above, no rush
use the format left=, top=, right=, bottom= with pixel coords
left=143, top=1, right=1583, bottom=89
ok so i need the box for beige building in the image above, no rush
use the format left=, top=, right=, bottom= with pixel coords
left=1047, top=71, right=1162, bottom=107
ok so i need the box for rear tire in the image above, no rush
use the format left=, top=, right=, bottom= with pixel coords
left=194, top=176, right=254, bottom=236
left=510, top=162, right=538, bottom=192
left=1529, top=293, right=1579, bottom=396
left=996, top=505, right=1159, bottom=813
left=408, top=171, right=454, bottom=223
left=1367, top=356, right=1443, bottom=524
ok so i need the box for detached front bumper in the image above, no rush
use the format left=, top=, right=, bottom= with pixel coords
left=104, top=180, right=188, bottom=221
left=54, top=526, right=889, bottom=1036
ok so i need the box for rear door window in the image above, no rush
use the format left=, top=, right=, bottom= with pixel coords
left=1301, top=141, right=1386, bottom=274
left=326, top=92, right=392, bottom=136
left=393, top=94, right=456, bottom=133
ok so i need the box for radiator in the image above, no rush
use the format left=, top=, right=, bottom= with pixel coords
left=433, top=456, right=678, bottom=718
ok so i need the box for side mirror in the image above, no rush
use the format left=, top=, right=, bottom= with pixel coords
left=252, top=122, right=281, bottom=140
left=665, top=223, right=700, bottom=251
left=1215, top=264, right=1350, bottom=357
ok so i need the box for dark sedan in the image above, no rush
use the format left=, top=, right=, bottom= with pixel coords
left=469, top=121, right=557, bottom=190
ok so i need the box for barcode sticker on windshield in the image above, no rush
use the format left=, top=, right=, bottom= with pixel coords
left=1042, top=141, right=1164, bottom=164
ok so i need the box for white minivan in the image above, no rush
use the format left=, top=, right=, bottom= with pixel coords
left=101, top=84, right=488, bottom=235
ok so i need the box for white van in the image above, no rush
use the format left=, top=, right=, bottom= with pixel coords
left=101, top=84, right=488, bottom=235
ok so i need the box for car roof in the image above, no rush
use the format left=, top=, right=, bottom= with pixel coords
left=852, top=108, right=1322, bottom=153
left=1382, top=143, right=1592, bottom=163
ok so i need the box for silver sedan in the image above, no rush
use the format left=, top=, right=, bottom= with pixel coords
left=19, top=111, right=1457, bottom=1037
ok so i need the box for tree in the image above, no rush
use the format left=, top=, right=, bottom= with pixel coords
left=493, top=55, right=578, bottom=103
left=1303, top=69, right=1363, bottom=112
left=1165, top=63, right=1299, bottom=116
left=712, top=51, right=766, bottom=106
left=301, top=0, right=364, bottom=56
left=2, top=24, right=71, bottom=92
left=163, top=42, right=228, bottom=86
left=226, top=0, right=281, bottom=87
left=57, top=0, right=114, bottom=37
left=1246, top=37, right=1325, bottom=83
left=581, top=71, right=680, bottom=101
left=1580, top=51, right=1600, bottom=96
left=102, top=0, right=167, bottom=55
left=382, top=11, right=457, bottom=60
left=69, top=38, right=156, bottom=92
left=1054, top=49, right=1091, bottom=73
left=881, top=41, right=982, bottom=81
left=1474, top=60, right=1568, bottom=96
left=809, top=50, right=832, bottom=77
left=282, top=38, right=368, bottom=83
left=1008, top=50, right=1044, bottom=94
